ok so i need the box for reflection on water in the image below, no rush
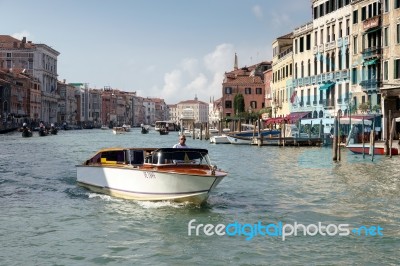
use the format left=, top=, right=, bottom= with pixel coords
left=0, top=129, right=399, bottom=265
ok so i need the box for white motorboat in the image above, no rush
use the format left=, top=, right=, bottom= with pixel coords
left=209, top=134, right=230, bottom=144
left=76, top=147, right=228, bottom=204
left=122, top=124, right=131, bottom=132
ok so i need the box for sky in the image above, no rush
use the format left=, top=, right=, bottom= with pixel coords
left=0, top=0, right=312, bottom=104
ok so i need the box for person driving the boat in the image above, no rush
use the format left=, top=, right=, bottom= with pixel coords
left=173, top=135, right=189, bottom=148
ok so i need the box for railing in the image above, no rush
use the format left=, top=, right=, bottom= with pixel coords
left=303, top=77, right=310, bottom=86
left=360, top=79, right=380, bottom=91
left=362, top=46, right=381, bottom=60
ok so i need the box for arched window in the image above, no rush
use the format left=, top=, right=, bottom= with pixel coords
left=331, top=52, right=335, bottom=72
left=338, top=50, right=342, bottom=70
left=326, top=53, right=330, bottom=72
left=295, top=63, right=298, bottom=79
left=320, top=54, right=324, bottom=74
left=314, top=56, right=318, bottom=75
left=319, top=110, right=324, bottom=118
left=313, top=110, right=318, bottom=118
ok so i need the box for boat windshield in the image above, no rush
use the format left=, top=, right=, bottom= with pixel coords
left=151, top=148, right=211, bottom=165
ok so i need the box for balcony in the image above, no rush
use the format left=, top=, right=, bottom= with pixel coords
left=362, top=46, right=381, bottom=60
left=343, top=36, right=349, bottom=46
left=311, top=76, right=317, bottom=84
left=298, top=78, right=303, bottom=87
left=306, top=101, right=311, bottom=106
left=341, top=69, right=349, bottom=79
left=335, top=71, right=341, bottom=80
left=319, top=99, right=326, bottom=105
left=325, top=41, right=336, bottom=51
left=360, top=79, right=380, bottom=92
left=303, top=77, right=310, bottom=86
left=318, top=44, right=324, bottom=53
left=313, top=46, right=318, bottom=55
left=317, top=75, right=322, bottom=83
left=326, top=72, right=334, bottom=82
left=337, top=38, right=343, bottom=47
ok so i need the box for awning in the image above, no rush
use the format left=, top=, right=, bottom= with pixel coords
left=285, top=111, right=311, bottom=123
left=264, top=112, right=311, bottom=125
left=363, top=59, right=377, bottom=66
left=319, top=82, right=335, bottom=90
left=364, top=27, right=381, bottom=34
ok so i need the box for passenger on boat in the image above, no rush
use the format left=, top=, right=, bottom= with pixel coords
left=173, top=135, right=189, bottom=148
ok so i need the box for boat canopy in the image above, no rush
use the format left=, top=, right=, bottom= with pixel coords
left=150, top=148, right=210, bottom=165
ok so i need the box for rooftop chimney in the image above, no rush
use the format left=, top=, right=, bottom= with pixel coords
left=22, top=37, right=26, bottom=43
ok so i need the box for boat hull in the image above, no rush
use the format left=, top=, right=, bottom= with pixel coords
left=346, top=144, right=399, bottom=155
left=226, top=135, right=251, bottom=145
left=76, top=165, right=225, bottom=204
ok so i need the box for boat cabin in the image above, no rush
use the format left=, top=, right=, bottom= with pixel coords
left=84, top=148, right=211, bottom=166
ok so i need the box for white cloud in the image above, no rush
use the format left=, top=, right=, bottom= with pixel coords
left=180, top=58, right=199, bottom=77
left=12, top=30, right=32, bottom=41
left=160, top=43, right=235, bottom=104
left=252, top=5, right=263, bottom=20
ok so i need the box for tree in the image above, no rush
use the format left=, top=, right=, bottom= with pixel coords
left=233, top=94, right=245, bottom=115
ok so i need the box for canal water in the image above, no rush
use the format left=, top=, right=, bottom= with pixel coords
left=0, top=129, right=399, bottom=265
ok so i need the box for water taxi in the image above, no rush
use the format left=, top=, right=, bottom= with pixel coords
left=76, top=147, right=227, bottom=204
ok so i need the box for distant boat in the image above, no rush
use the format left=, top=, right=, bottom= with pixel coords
left=159, top=128, right=169, bottom=135
left=21, top=128, right=33, bottom=138
left=112, top=127, right=125, bottom=134
left=141, top=125, right=150, bottom=134
left=0, top=127, right=18, bottom=134
left=101, top=125, right=109, bottom=130
left=122, top=124, right=131, bottom=132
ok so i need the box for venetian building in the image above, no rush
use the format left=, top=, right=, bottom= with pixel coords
left=221, top=53, right=271, bottom=118
left=57, top=80, right=78, bottom=126
left=379, top=0, right=400, bottom=137
left=0, top=35, right=60, bottom=123
left=351, top=0, right=382, bottom=115
left=271, top=33, right=294, bottom=119
left=291, top=1, right=352, bottom=122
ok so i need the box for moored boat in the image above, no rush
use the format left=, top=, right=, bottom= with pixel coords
left=112, top=127, right=125, bottom=134
left=345, top=118, right=399, bottom=155
left=76, top=147, right=227, bottom=204
left=209, top=134, right=230, bottom=144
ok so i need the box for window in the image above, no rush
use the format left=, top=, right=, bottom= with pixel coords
left=339, top=22, right=342, bottom=38
left=361, top=6, right=367, bottom=21
left=314, top=56, right=318, bottom=75
left=331, top=52, right=335, bottom=72
left=384, top=27, right=389, bottom=46
left=295, top=39, right=298, bottom=54
left=320, top=29, right=324, bottom=44
left=352, top=67, right=358, bottom=84
left=384, top=61, right=388, bottom=80
left=332, top=24, right=335, bottom=41
left=395, top=59, right=400, bottom=79
left=256, top=88, right=262, bottom=94
left=397, top=24, right=400, bottom=44
left=384, top=0, right=389, bottom=12
left=314, top=31, right=318, bottom=46
left=225, top=100, right=232, bottom=108
left=326, top=53, right=330, bottom=72
left=300, top=37, right=304, bottom=52
left=353, top=35, right=358, bottom=54
left=289, top=63, right=292, bottom=76
left=353, top=10, right=358, bottom=24
left=250, top=101, right=257, bottom=109
left=225, top=87, right=232, bottom=94
left=395, top=0, right=400, bottom=8
left=245, top=88, right=252, bottom=94
left=6, top=53, right=11, bottom=57
left=306, top=34, right=311, bottom=50
left=301, top=61, right=304, bottom=78
left=346, top=19, right=350, bottom=35
left=339, top=50, right=343, bottom=70
left=327, top=26, right=330, bottom=42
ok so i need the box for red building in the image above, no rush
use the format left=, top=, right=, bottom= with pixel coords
left=221, top=55, right=271, bottom=118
